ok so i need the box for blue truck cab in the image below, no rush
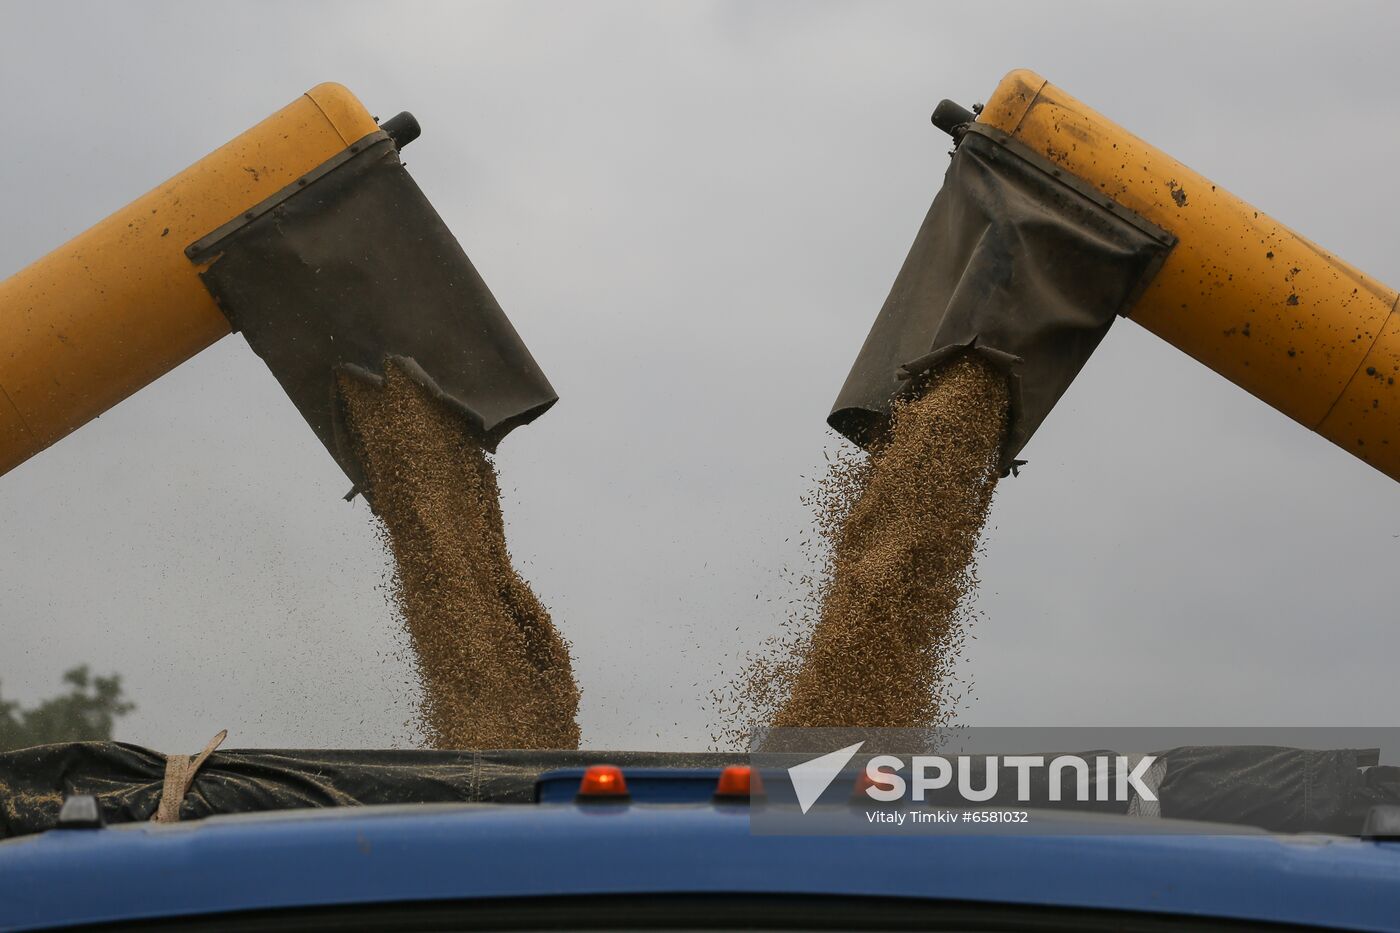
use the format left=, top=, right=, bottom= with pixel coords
left=3, top=764, right=1399, bottom=932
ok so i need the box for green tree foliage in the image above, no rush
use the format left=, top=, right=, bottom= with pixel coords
left=0, top=666, right=135, bottom=751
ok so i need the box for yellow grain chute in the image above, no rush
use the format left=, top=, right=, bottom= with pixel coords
left=833, top=69, right=1399, bottom=482
left=0, top=84, right=555, bottom=492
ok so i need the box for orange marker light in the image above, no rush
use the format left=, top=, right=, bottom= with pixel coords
left=715, top=764, right=764, bottom=802
left=853, top=767, right=898, bottom=803
left=577, top=765, right=629, bottom=801
left=715, top=765, right=752, bottom=799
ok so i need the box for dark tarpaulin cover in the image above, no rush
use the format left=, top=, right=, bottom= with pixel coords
left=1158, top=745, right=1400, bottom=835
left=194, top=135, right=557, bottom=493
left=3, top=742, right=1397, bottom=839
left=0, top=743, right=734, bottom=839
left=828, top=123, right=1176, bottom=470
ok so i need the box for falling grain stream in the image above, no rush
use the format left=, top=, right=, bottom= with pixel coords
left=340, top=363, right=580, bottom=750
left=719, top=355, right=1009, bottom=743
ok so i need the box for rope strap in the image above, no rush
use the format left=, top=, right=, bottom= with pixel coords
left=151, top=729, right=227, bottom=823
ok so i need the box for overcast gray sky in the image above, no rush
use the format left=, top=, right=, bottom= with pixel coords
left=1, top=0, right=1396, bottom=753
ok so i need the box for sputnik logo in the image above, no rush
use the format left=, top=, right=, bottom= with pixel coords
left=788, top=741, right=864, bottom=814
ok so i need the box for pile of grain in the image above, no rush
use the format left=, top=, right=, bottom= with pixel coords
left=716, top=354, right=1008, bottom=743
left=340, top=363, right=580, bottom=750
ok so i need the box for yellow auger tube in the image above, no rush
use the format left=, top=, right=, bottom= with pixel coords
left=981, top=70, right=1400, bottom=480
left=0, top=84, right=380, bottom=478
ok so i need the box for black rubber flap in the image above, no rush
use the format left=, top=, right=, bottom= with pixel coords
left=828, top=124, right=1175, bottom=471
left=194, top=136, right=557, bottom=491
